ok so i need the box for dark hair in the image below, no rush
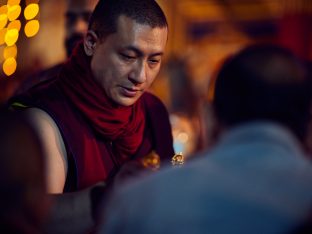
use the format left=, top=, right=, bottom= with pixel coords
left=88, top=0, right=168, bottom=39
left=213, top=44, right=312, bottom=140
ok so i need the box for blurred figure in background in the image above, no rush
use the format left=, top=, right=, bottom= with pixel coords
left=98, top=44, right=312, bottom=234
left=16, top=0, right=98, bottom=94
left=0, top=108, right=50, bottom=234
left=64, top=0, right=99, bottom=58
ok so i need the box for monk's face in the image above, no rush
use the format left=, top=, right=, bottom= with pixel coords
left=85, top=15, right=168, bottom=106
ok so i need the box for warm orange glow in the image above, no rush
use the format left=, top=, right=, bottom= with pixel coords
left=7, top=20, right=21, bottom=31
left=24, top=19, right=39, bottom=37
left=7, top=0, right=21, bottom=5
left=0, top=14, right=8, bottom=30
left=4, top=28, right=18, bottom=46
left=7, top=5, right=21, bottom=21
left=3, top=45, right=17, bottom=59
left=0, top=5, right=8, bottom=15
left=24, top=3, right=39, bottom=20
left=0, top=28, right=7, bottom=45
left=3, top=57, right=17, bottom=76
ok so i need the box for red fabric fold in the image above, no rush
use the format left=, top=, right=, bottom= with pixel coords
left=57, top=42, right=145, bottom=161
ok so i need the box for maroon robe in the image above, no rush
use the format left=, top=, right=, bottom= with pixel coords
left=9, top=80, right=174, bottom=191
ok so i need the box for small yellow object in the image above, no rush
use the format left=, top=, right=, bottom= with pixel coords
left=4, top=28, right=18, bottom=46
left=141, top=151, right=161, bottom=171
left=3, top=57, right=17, bottom=76
left=7, top=5, right=21, bottom=21
left=0, top=14, right=8, bottom=30
left=24, top=3, right=39, bottom=20
left=8, top=20, right=21, bottom=31
left=171, top=152, right=184, bottom=166
left=4, top=45, right=17, bottom=59
left=24, top=19, right=39, bottom=37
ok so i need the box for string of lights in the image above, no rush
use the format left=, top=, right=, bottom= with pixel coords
left=0, top=0, right=40, bottom=76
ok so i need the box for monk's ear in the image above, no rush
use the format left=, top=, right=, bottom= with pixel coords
left=84, top=30, right=98, bottom=56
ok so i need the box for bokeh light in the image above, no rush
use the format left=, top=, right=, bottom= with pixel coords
left=7, top=4, right=21, bottom=21
left=0, top=28, right=7, bottom=45
left=3, top=57, right=17, bottom=76
left=3, top=45, right=17, bottom=59
left=24, top=3, right=39, bottom=20
left=7, top=20, right=21, bottom=31
left=0, top=14, right=7, bottom=30
left=4, top=28, right=18, bottom=46
left=24, top=19, right=39, bottom=37
left=8, top=0, right=21, bottom=5
left=1, top=0, right=40, bottom=76
left=0, top=5, right=8, bottom=14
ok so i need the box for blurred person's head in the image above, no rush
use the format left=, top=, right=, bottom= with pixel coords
left=83, top=0, right=168, bottom=106
left=65, top=0, right=98, bottom=57
left=0, top=109, right=50, bottom=233
left=212, top=44, right=312, bottom=141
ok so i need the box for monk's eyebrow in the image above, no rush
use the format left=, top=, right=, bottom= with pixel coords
left=123, top=45, right=164, bottom=57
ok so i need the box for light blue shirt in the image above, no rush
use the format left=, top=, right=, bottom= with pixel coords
left=99, top=122, right=312, bottom=234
